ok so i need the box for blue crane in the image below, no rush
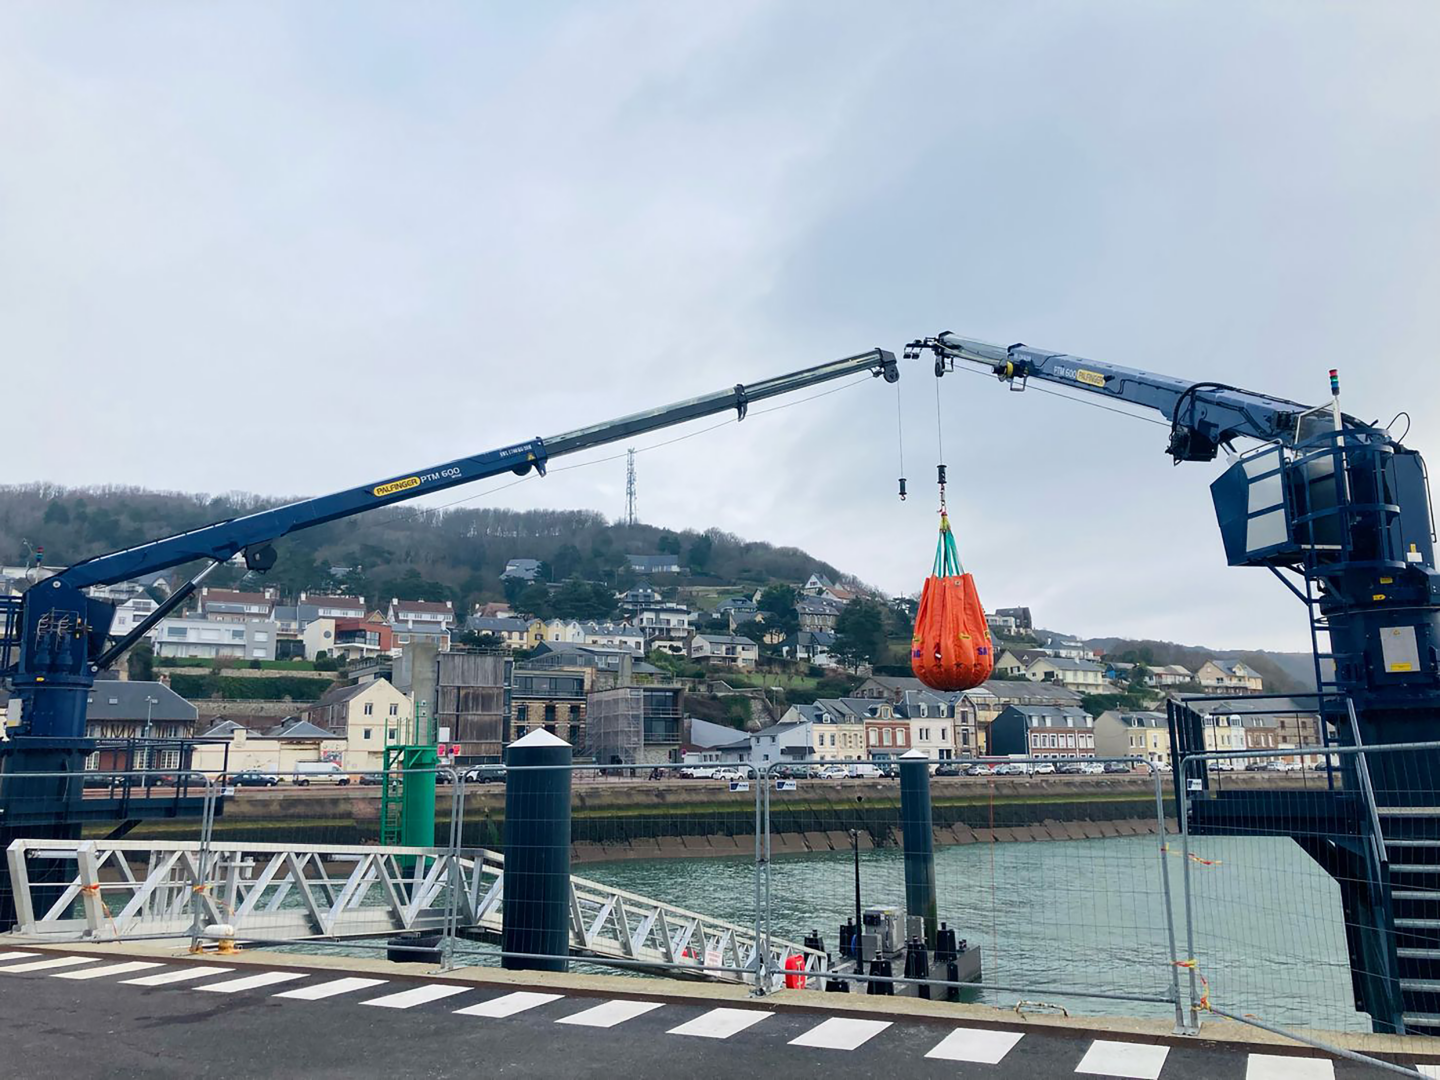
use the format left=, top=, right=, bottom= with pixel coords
left=909, top=331, right=1439, bottom=1035
left=0, top=346, right=899, bottom=923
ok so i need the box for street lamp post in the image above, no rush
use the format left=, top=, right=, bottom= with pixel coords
left=142, top=694, right=158, bottom=787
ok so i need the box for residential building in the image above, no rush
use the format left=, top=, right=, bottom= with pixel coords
left=985, top=612, right=1019, bottom=635
left=1039, top=637, right=1089, bottom=660
left=690, top=633, right=759, bottom=669
left=864, top=701, right=911, bottom=761
left=587, top=684, right=686, bottom=765
left=990, top=704, right=1095, bottom=759
left=197, top=587, right=278, bottom=623
left=1147, top=664, right=1195, bottom=688
left=1025, top=656, right=1106, bottom=694
left=501, top=559, right=543, bottom=582
left=527, top=642, right=635, bottom=689
left=388, top=598, right=456, bottom=632
left=434, top=651, right=513, bottom=762
left=332, top=615, right=394, bottom=662
left=298, top=592, right=366, bottom=620
left=528, top=618, right=584, bottom=647
left=783, top=630, right=837, bottom=668
left=995, top=606, right=1033, bottom=631
left=796, top=596, right=843, bottom=632
left=714, top=596, right=759, bottom=628
left=994, top=649, right=1047, bottom=677
left=305, top=678, right=412, bottom=770
left=897, top=690, right=954, bottom=761
left=302, top=617, right=337, bottom=660
left=735, top=720, right=812, bottom=769
left=853, top=675, right=928, bottom=703
left=578, top=621, right=645, bottom=655
left=1196, top=659, right=1265, bottom=695
left=627, top=554, right=681, bottom=575
left=464, top=616, right=533, bottom=649
left=153, top=616, right=278, bottom=661
left=108, top=589, right=159, bottom=640
left=511, top=666, right=588, bottom=746
left=617, top=582, right=661, bottom=614
left=391, top=623, right=451, bottom=653
left=779, top=702, right=866, bottom=762
left=272, top=602, right=322, bottom=637
left=82, top=680, right=198, bottom=771
left=190, top=717, right=345, bottom=776
left=1095, top=710, right=1170, bottom=766
left=634, top=603, right=693, bottom=654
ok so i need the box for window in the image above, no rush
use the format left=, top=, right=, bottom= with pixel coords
left=517, top=704, right=528, bottom=722
left=882, top=729, right=892, bottom=746
left=158, top=749, right=181, bottom=770
left=363, top=728, right=373, bottom=741
left=363, top=703, right=374, bottom=716
left=253, top=631, right=269, bottom=642
left=868, top=729, right=878, bottom=746
left=829, top=733, right=835, bottom=747
left=387, top=729, right=397, bottom=742
left=940, top=727, right=947, bottom=742
left=252, top=648, right=265, bottom=658
left=389, top=704, right=399, bottom=716
left=167, top=626, right=187, bottom=638
left=84, top=752, right=99, bottom=771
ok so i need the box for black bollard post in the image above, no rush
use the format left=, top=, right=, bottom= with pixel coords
left=502, top=729, right=572, bottom=972
left=899, top=749, right=938, bottom=950
left=904, top=936, right=932, bottom=999
left=866, top=957, right=894, bottom=995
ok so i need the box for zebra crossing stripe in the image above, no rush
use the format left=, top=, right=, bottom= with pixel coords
left=556, top=999, right=664, bottom=1028
left=667, top=1008, right=772, bottom=1039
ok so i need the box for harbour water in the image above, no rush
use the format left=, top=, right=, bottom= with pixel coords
left=585, top=833, right=1366, bottom=1032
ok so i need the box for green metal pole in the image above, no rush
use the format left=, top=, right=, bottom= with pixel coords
left=401, top=745, right=439, bottom=848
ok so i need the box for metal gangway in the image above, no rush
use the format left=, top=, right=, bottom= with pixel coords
left=5, top=839, right=824, bottom=984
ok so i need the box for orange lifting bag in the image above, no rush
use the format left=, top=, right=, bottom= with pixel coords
left=911, top=513, right=993, bottom=692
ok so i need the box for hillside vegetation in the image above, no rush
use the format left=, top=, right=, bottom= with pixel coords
left=0, top=483, right=850, bottom=614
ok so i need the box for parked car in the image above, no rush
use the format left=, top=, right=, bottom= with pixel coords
left=463, top=765, right=505, bottom=783
left=816, top=765, right=849, bottom=780
left=963, top=764, right=993, bottom=777
left=1031, top=762, right=1056, bottom=775
left=1245, top=761, right=1281, bottom=772
left=1055, top=762, right=1085, bottom=775
left=1148, top=761, right=1172, bottom=773
left=1276, top=761, right=1303, bottom=772
left=1102, top=762, right=1132, bottom=774
left=712, top=767, right=747, bottom=782
left=934, top=763, right=962, bottom=777
left=1080, top=762, right=1106, bottom=775
left=849, top=763, right=884, bottom=779
left=993, top=763, right=1027, bottom=776
left=358, top=772, right=386, bottom=786
left=233, top=770, right=280, bottom=787
left=292, top=762, right=350, bottom=786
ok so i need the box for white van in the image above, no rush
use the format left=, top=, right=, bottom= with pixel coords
left=292, top=761, right=351, bottom=786
left=848, top=763, right=882, bottom=779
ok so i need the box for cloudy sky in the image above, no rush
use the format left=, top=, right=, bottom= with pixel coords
left=4, top=2, right=1438, bottom=651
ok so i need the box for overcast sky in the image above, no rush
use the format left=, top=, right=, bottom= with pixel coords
left=4, top=2, right=1438, bottom=651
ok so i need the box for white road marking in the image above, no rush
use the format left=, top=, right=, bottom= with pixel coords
left=197, top=971, right=307, bottom=994
left=556, top=999, right=664, bottom=1028
left=0, top=952, right=37, bottom=963
left=925, top=1027, right=1026, bottom=1064
left=789, top=1016, right=892, bottom=1051
left=0, top=956, right=99, bottom=973
left=454, top=991, right=563, bottom=1018
left=1246, top=1054, right=1336, bottom=1080
left=275, top=976, right=388, bottom=1000
left=667, top=1007, right=773, bottom=1039
left=53, top=961, right=162, bottom=981
left=122, top=967, right=234, bottom=986
left=363, top=983, right=471, bottom=1010
left=1076, top=1040, right=1170, bottom=1080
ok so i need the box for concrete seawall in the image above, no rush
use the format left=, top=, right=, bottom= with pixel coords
left=111, top=774, right=1314, bottom=855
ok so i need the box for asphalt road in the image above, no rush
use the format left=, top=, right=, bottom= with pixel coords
left=0, top=952, right=1421, bottom=1079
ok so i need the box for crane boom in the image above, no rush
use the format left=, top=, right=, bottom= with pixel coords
left=907, top=332, right=1326, bottom=462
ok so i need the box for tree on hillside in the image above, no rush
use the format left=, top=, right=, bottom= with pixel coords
left=686, top=533, right=713, bottom=573
left=516, top=583, right=552, bottom=619
left=657, top=532, right=682, bottom=555
left=126, top=641, right=154, bottom=681
left=831, top=598, right=887, bottom=671
left=758, top=584, right=799, bottom=638
left=549, top=578, right=618, bottom=621
left=549, top=544, right=583, bottom=581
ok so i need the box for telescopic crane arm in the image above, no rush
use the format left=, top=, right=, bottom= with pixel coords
left=906, top=332, right=1335, bottom=463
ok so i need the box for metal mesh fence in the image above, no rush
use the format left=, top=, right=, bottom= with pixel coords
left=1178, top=742, right=1440, bottom=1043
left=754, top=756, right=1184, bottom=1018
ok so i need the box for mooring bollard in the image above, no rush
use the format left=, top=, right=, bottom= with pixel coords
left=501, top=729, right=572, bottom=972
left=899, top=749, right=938, bottom=950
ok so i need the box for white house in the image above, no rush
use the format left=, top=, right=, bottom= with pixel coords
left=197, top=587, right=278, bottom=623
left=579, top=621, right=645, bottom=655
left=1196, top=659, right=1264, bottom=694
left=387, top=598, right=455, bottom=631
left=690, top=633, right=759, bottom=669
left=298, top=592, right=366, bottom=619
left=153, top=616, right=277, bottom=661
left=635, top=603, right=693, bottom=654
left=1025, top=656, right=1106, bottom=694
